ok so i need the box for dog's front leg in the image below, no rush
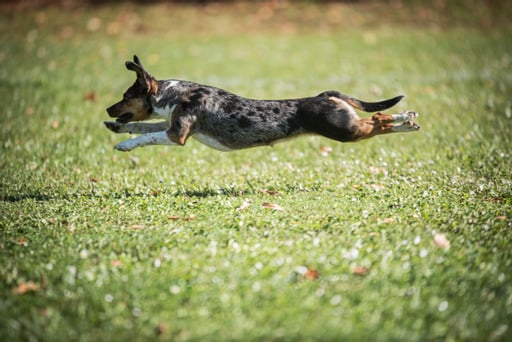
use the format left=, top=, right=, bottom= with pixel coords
left=104, top=121, right=169, bottom=134
left=114, top=131, right=177, bottom=151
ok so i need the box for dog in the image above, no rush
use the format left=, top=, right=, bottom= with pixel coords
left=105, top=55, right=419, bottom=152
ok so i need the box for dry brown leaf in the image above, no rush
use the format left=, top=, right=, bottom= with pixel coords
left=111, top=260, right=122, bottom=267
left=155, top=323, right=168, bottom=336
left=496, top=215, right=507, bottom=221
left=183, top=214, right=196, bottom=221
left=84, top=91, right=96, bottom=102
left=295, top=265, right=320, bottom=280
left=433, top=233, right=450, bottom=250
left=304, top=268, right=320, bottom=280
left=129, top=224, right=144, bottom=230
left=382, top=217, right=395, bottom=223
left=14, top=281, right=39, bottom=294
left=320, top=146, right=332, bottom=156
left=262, top=202, right=284, bottom=211
left=167, top=215, right=196, bottom=221
left=352, top=266, right=370, bottom=276
left=25, top=107, right=35, bottom=116
left=259, top=189, right=279, bottom=196
left=51, top=120, right=59, bottom=129
left=236, top=200, right=252, bottom=211
left=370, top=183, right=385, bottom=191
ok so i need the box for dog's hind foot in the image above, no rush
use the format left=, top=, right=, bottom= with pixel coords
left=391, top=110, right=419, bottom=123
left=391, top=120, right=420, bottom=132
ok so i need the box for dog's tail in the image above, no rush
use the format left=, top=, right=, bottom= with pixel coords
left=322, top=91, right=404, bottom=112
left=344, top=94, right=404, bottom=112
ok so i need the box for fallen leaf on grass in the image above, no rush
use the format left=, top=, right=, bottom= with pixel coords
left=352, top=266, right=370, bottom=276
left=84, top=91, right=96, bottom=102
left=262, top=202, right=284, bottom=211
left=259, top=189, right=279, bottom=196
left=51, top=120, right=59, bottom=129
left=25, top=107, right=35, bottom=116
left=13, top=281, right=39, bottom=295
left=155, top=323, right=168, bottom=336
left=496, top=215, right=507, bottom=221
left=129, top=224, right=144, bottom=230
left=370, top=183, right=386, bottom=191
left=294, top=265, right=320, bottom=280
left=19, top=237, right=28, bottom=246
left=433, top=233, right=450, bottom=250
left=236, top=199, right=252, bottom=211
left=167, top=215, right=196, bottom=221
left=304, top=268, right=320, bottom=280
left=381, top=217, right=395, bottom=223
left=111, top=260, right=122, bottom=267
left=320, top=146, right=332, bottom=157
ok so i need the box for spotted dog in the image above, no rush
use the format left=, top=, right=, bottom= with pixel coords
left=105, top=55, right=419, bottom=152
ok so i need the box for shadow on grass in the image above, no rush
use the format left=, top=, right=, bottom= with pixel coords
left=1, top=192, right=53, bottom=202
left=1, top=182, right=317, bottom=203
left=0, top=186, right=247, bottom=203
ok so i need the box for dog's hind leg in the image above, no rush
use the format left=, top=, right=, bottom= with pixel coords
left=104, top=121, right=169, bottom=134
left=114, top=131, right=177, bottom=151
left=351, top=112, right=420, bottom=141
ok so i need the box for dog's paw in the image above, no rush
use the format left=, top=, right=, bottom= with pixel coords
left=104, top=121, right=127, bottom=133
left=114, top=141, right=136, bottom=151
left=392, top=121, right=420, bottom=132
left=391, top=111, right=419, bottom=123
left=403, top=110, right=419, bottom=122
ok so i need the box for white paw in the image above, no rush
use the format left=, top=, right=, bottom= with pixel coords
left=391, top=121, right=420, bottom=132
left=391, top=111, right=419, bottom=123
left=114, top=141, right=136, bottom=151
left=403, top=110, right=419, bottom=121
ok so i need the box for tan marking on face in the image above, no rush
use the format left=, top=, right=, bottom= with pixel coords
left=120, top=98, right=152, bottom=121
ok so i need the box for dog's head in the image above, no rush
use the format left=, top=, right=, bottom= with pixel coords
left=106, top=55, right=159, bottom=123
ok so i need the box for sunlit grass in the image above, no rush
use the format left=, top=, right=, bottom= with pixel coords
left=1, top=1, right=511, bottom=341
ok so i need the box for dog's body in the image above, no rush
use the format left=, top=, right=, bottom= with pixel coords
left=105, top=56, right=419, bottom=152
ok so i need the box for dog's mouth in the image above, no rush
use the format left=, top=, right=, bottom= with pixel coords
left=116, top=113, right=134, bottom=123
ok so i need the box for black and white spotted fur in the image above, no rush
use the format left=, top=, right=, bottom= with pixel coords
left=105, top=55, right=419, bottom=152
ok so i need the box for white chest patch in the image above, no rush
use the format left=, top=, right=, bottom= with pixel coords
left=192, top=133, right=232, bottom=151
left=152, top=103, right=176, bottom=120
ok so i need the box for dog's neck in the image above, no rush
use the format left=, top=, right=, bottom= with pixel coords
left=150, top=80, right=180, bottom=120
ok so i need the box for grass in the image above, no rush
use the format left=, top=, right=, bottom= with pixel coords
left=1, top=1, right=512, bottom=341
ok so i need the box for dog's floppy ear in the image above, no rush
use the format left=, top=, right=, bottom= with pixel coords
left=125, top=55, right=158, bottom=95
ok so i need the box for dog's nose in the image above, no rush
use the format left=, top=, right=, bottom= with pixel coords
left=106, top=104, right=117, bottom=117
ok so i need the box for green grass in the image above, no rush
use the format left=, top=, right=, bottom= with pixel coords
left=1, top=1, right=512, bottom=341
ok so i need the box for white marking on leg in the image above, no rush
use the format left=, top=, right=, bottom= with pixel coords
left=391, top=121, right=420, bottom=132
left=114, top=131, right=177, bottom=151
left=192, top=133, right=232, bottom=151
left=391, top=111, right=419, bottom=123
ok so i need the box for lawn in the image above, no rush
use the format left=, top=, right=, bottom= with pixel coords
left=1, top=1, right=511, bottom=341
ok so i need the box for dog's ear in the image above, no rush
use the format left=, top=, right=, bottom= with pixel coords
left=125, top=56, right=158, bottom=95
left=133, top=54, right=142, bottom=66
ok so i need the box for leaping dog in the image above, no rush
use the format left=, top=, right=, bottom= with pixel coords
left=105, top=55, right=419, bottom=152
